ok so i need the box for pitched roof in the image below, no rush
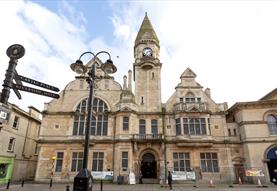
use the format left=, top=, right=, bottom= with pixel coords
left=259, top=88, right=277, bottom=101
left=180, top=67, right=197, bottom=78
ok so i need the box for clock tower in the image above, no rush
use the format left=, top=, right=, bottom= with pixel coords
left=134, top=13, right=162, bottom=112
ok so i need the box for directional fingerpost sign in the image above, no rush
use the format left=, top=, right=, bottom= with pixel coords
left=15, top=74, right=59, bottom=92
left=12, top=84, right=60, bottom=99
left=0, top=44, right=60, bottom=122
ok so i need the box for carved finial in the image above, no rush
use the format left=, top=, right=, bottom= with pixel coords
left=145, top=12, right=147, bottom=16
left=128, top=70, right=132, bottom=91
left=123, top=75, right=127, bottom=90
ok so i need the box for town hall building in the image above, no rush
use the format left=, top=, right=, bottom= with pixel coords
left=35, top=14, right=277, bottom=184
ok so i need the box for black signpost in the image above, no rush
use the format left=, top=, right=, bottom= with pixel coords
left=0, top=44, right=60, bottom=123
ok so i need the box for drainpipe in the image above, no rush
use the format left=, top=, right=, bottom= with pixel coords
left=162, top=107, right=167, bottom=181
left=22, top=118, right=30, bottom=157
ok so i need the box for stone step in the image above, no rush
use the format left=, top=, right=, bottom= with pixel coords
left=141, top=178, right=159, bottom=184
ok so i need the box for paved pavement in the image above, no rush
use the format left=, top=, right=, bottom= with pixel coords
left=0, top=183, right=276, bottom=191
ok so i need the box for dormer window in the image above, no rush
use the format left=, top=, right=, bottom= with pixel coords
left=184, top=93, right=201, bottom=103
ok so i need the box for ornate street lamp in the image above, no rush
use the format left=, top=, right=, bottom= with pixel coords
left=71, top=51, right=116, bottom=191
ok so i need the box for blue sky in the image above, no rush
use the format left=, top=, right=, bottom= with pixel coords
left=37, top=0, right=114, bottom=42
left=0, top=0, right=277, bottom=111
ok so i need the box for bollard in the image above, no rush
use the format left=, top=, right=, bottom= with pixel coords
left=6, top=179, right=10, bottom=189
left=21, top=180, right=25, bottom=187
left=49, top=178, right=53, bottom=188
left=100, top=179, right=103, bottom=191
left=66, top=185, right=70, bottom=191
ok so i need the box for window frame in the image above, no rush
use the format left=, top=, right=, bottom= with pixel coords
left=139, top=119, right=146, bottom=135
left=123, top=116, right=129, bottom=131
left=175, top=118, right=181, bottom=135
left=73, top=98, right=109, bottom=136
left=71, top=151, right=84, bottom=172
left=173, top=152, right=191, bottom=171
left=151, top=119, right=158, bottom=135
left=12, top=116, right=20, bottom=129
left=92, top=152, right=104, bottom=171
left=200, top=152, right=219, bottom=173
left=183, top=117, right=207, bottom=135
left=121, top=151, right=128, bottom=171
left=55, top=152, right=64, bottom=172
left=267, top=114, right=277, bottom=135
left=7, top=137, right=15, bottom=152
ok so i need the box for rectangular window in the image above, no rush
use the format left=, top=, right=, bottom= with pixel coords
left=90, top=116, right=96, bottom=135
left=185, top=97, right=195, bottom=103
left=183, top=118, right=207, bottom=135
left=92, top=152, right=104, bottom=171
left=12, top=116, right=19, bottom=129
left=233, top=129, right=237, bottom=136
left=200, top=152, right=219, bottom=172
left=151, top=119, right=158, bottom=135
left=183, top=118, right=188, bottom=134
left=102, top=115, right=108, bottom=135
left=78, top=115, right=85, bottom=135
left=7, top=138, right=15, bottom=152
left=173, top=152, right=190, bottom=171
left=228, top=128, right=231, bottom=136
left=55, top=152, right=64, bottom=172
left=208, top=118, right=211, bottom=135
left=71, top=152, right=83, bottom=172
left=121, top=152, right=128, bottom=171
left=139, top=119, right=146, bottom=135
left=73, top=115, right=79, bottom=135
left=123, top=117, right=129, bottom=131
left=34, top=144, right=38, bottom=154
left=175, top=118, right=181, bottom=135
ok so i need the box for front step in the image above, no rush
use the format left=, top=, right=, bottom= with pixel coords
left=141, top=178, right=159, bottom=184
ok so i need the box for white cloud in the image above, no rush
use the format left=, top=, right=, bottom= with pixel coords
left=110, top=1, right=277, bottom=106
left=0, top=0, right=88, bottom=111
left=0, top=0, right=276, bottom=113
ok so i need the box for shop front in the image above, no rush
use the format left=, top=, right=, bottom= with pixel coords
left=0, top=156, right=14, bottom=185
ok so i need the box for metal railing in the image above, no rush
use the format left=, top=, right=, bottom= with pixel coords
left=165, top=166, right=271, bottom=185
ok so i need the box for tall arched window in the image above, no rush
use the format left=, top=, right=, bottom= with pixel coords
left=139, top=119, right=146, bottom=135
left=151, top=119, right=158, bottom=135
left=267, top=114, right=277, bottom=135
left=73, top=98, right=109, bottom=136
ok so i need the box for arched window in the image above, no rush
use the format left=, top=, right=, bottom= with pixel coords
left=73, top=98, right=108, bottom=136
left=151, top=119, right=158, bottom=135
left=267, top=114, right=277, bottom=135
left=139, top=119, right=146, bottom=135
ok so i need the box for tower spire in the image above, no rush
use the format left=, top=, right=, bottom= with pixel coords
left=135, top=13, right=159, bottom=47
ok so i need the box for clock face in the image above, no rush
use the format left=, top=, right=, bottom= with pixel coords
left=143, top=47, right=152, bottom=57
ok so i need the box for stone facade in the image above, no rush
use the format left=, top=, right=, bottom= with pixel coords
left=0, top=105, right=41, bottom=184
left=35, top=13, right=277, bottom=184
left=226, top=89, right=277, bottom=184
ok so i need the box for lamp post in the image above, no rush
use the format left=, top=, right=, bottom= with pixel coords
left=71, top=51, right=116, bottom=191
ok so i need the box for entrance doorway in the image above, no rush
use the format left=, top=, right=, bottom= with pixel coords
left=141, top=153, right=157, bottom=178
left=267, top=146, right=277, bottom=182
left=234, top=164, right=245, bottom=184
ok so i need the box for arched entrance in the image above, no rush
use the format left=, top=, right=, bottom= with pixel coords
left=267, top=146, right=277, bottom=182
left=141, top=153, right=157, bottom=178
